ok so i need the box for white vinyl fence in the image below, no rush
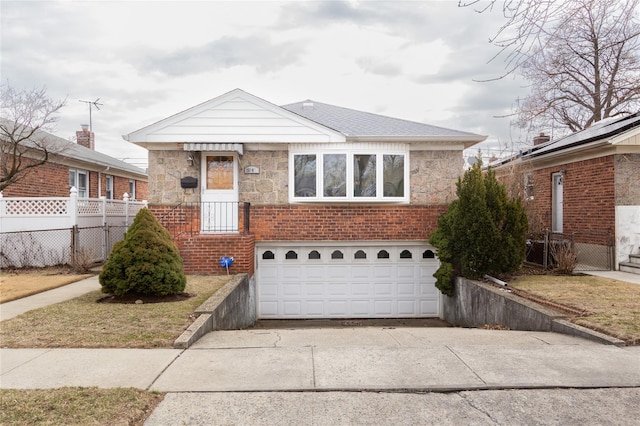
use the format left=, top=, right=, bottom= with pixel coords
left=0, top=187, right=147, bottom=268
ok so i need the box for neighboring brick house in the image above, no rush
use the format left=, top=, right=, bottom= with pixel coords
left=493, top=113, right=640, bottom=272
left=124, top=89, right=485, bottom=319
left=1, top=122, right=148, bottom=200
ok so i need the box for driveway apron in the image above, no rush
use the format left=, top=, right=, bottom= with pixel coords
left=149, top=327, right=640, bottom=392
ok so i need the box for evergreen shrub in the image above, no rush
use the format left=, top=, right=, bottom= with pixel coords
left=99, top=208, right=187, bottom=297
left=429, top=162, right=528, bottom=296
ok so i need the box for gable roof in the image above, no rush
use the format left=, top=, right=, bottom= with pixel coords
left=124, top=89, right=486, bottom=148
left=0, top=118, right=147, bottom=179
left=60, top=137, right=148, bottom=178
left=524, top=112, right=640, bottom=159
left=282, top=99, right=485, bottom=144
left=123, top=89, right=346, bottom=146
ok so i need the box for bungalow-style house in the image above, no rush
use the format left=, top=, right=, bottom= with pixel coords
left=493, top=113, right=640, bottom=273
left=123, top=89, right=486, bottom=319
left=1, top=121, right=148, bottom=200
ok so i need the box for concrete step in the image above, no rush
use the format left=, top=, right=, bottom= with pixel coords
left=619, top=260, right=640, bottom=275
left=628, top=254, right=640, bottom=265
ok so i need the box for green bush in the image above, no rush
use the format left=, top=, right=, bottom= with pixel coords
left=99, top=208, right=186, bottom=297
left=429, top=162, right=528, bottom=296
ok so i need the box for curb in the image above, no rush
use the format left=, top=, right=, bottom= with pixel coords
left=551, top=319, right=625, bottom=346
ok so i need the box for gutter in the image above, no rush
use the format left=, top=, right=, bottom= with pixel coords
left=522, top=139, right=610, bottom=161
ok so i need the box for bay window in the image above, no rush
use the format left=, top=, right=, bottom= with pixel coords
left=323, top=154, right=346, bottom=197
left=291, top=147, right=408, bottom=202
left=294, top=154, right=317, bottom=197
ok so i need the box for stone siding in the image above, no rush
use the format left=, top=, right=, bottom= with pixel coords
left=409, top=150, right=462, bottom=205
left=148, top=150, right=200, bottom=204
left=238, top=150, right=288, bottom=205
left=615, top=153, right=640, bottom=206
left=150, top=148, right=462, bottom=206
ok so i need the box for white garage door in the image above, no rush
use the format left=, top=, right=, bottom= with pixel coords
left=256, top=242, right=440, bottom=319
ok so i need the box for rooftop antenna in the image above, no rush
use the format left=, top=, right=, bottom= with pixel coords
left=78, top=98, right=103, bottom=132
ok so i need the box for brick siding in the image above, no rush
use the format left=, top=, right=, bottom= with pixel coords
left=250, top=204, right=447, bottom=241
left=532, top=155, right=615, bottom=243
left=176, top=234, right=256, bottom=275
left=3, top=158, right=147, bottom=200
left=150, top=203, right=447, bottom=274
left=2, top=160, right=70, bottom=197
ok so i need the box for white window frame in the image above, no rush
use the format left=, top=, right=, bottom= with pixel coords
left=524, top=173, right=534, bottom=200
left=289, top=145, right=409, bottom=203
left=105, top=175, right=114, bottom=200
left=69, top=169, right=89, bottom=198
left=552, top=172, right=564, bottom=233
left=129, top=180, right=136, bottom=200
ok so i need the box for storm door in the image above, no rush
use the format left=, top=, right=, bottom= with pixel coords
left=552, top=172, right=563, bottom=233
left=201, top=154, right=238, bottom=232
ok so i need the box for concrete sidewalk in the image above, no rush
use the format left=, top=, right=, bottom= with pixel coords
left=144, top=388, right=640, bottom=425
left=155, top=328, right=640, bottom=392
left=2, top=328, right=639, bottom=392
left=584, top=269, right=640, bottom=285
left=2, top=273, right=640, bottom=424
left=0, top=275, right=101, bottom=322
left=2, top=326, right=640, bottom=424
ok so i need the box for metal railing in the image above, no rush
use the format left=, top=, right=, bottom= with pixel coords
left=157, top=202, right=250, bottom=238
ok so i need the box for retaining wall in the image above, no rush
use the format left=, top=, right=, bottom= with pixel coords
left=174, top=273, right=256, bottom=348
left=442, top=277, right=624, bottom=346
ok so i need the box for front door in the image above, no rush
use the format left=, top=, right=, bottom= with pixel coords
left=201, top=153, right=238, bottom=232
left=552, top=172, right=563, bottom=233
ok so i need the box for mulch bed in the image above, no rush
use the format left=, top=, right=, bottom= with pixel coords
left=96, top=293, right=194, bottom=304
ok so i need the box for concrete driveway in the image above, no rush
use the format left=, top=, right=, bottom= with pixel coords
left=149, top=327, right=640, bottom=392
left=143, top=326, right=640, bottom=425
left=3, top=326, right=640, bottom=424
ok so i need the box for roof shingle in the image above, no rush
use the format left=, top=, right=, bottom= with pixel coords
left=282, top=100, right=482, bottom=139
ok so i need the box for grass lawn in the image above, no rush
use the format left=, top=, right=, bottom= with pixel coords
left=0, top=272, right=230, bottom=424
left=0, top=387, right=163, bottom=426
left=0, top=274, right=231, bottom=348
left=508, top=274, right=640, bottom=345
left=0, top=267, right=92, bottom=303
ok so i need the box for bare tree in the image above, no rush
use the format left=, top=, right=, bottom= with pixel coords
left=461, top=0, right=640, bottom=134
left=0, top=84, right=67, bottom=192
left=459, top=0, right=569, bottom=77
left=517, top=0, right=640, bottom=132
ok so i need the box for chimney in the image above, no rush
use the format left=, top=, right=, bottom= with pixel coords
left=76, top=124, right=95, bottom=150
left=533, top=132, right=550, bottom=146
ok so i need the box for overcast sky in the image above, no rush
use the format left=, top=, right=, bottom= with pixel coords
left=1, top=0, right=531, bottom=169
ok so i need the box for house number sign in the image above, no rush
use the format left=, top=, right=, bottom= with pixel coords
left=244, top=166, right=260, bottom=174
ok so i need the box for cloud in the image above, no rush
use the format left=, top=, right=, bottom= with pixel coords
left=137, top=35, right=305, bottom=76
left=355, top=57, right=403, bottom=77
left=278, top=1, right=380, bottom=27
left=1, top=0, right=531, bottom=169
left=277, top=1, right=509, bottom=82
